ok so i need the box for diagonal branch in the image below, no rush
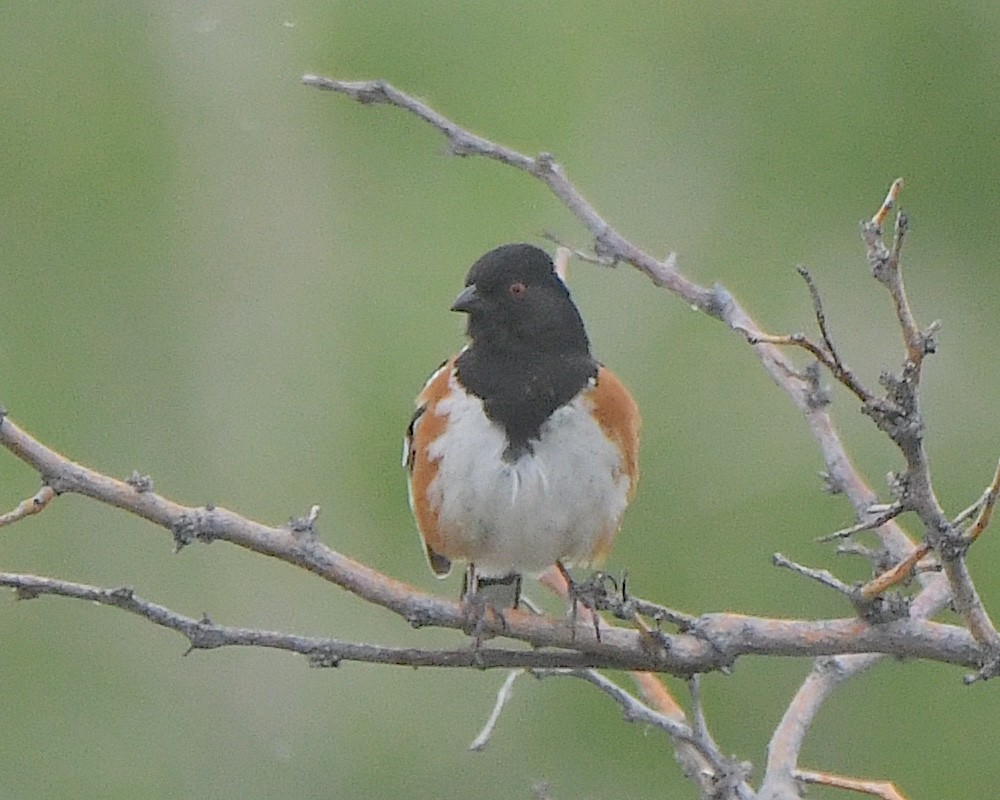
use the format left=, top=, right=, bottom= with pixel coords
left=0, top=572, right=633, bottom=671
left=816, top=503, right=907, bottom=543
left=745, top=267, right=879, bottom=408
left=964, top=459, right=1000, bottom=544
left=538, top=669, right=754, bottom=799
left=301, top=75, right=699, bottom=300
left=300, top=76, right=918, bottom=556
left=794, top=768, right=909, bottom=800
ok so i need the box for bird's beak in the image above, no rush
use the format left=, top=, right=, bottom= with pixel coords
left=451, top=283, right=481, bottom=314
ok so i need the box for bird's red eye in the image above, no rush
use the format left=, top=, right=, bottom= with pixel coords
left=509, top=281, right=527, bottom=299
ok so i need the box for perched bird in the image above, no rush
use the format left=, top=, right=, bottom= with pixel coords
left=404, top=243, right=639, bottom=606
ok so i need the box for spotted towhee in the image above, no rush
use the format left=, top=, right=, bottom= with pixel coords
left=404, top=243, right=639, bottom=606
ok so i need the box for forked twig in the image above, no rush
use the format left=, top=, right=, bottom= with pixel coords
left=799, top=266, right=838, bottom=360
left=745, top=268, right=877, bottom=405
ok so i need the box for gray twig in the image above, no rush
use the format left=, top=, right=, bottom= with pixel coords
left=816, top=503, right=907, bottom=543
left=773, top=553, right=855, bottom=596
left=538, top=669, right=754, bottom=799
left=469, top=669, right=524, bottom=751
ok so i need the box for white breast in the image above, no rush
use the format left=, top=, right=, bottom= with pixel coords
left=426, top=375, right=631, bottom=576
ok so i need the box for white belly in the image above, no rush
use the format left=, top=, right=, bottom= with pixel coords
left=426, top=380, right=630, bottom=576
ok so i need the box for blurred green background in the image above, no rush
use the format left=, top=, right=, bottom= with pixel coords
left=1, top=2, right=998, bottom=798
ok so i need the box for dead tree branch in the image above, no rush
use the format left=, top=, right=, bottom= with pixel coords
left=0, top=428, right=983, bottom=673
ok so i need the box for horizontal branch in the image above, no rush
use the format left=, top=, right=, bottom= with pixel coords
left=0, top=572, right=645, bottom=671
left=0, top=566, right=984, bottom=673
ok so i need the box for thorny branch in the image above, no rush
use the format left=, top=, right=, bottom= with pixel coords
left=0, top=78, right=994, bottom=800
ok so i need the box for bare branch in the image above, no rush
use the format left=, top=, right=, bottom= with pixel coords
left=862, top=200, right=1000, bottom=652
left=0, top=571, right=647, bottom=671
left=964, top=458, right=1000, bottom=544
left=469, top=669, right=524, bottom=751
left=744, top=329, right=842, bottom=380
left=757, top=179, right=998, bottom=793
left=300, top=75, right=696, bottom=298
left=761, top=656, right=890, bottom=800
left=870, top=178, right=904, bottom=228
left=0, top=560, right=985, bottom=674
left=537, top=566, right=738, bottom=794
left=795, top=768, right=909, bottom=800
left=874, top=209, right=924, bottom=366
left=539, top=669, right=754, bottom=799
left=797, top=266, right=840, bottom=369
left=772, top=552, right=856, bottom=597
left=687, top=674, right=738, bottom=784
left=759, top=568, right=953, bottom=798
left=0, top=484, right=56, bottom=527
left=816, top=503, right=907, bottom=542
left=794, top=265, right=877, bottom=404
left=858, top=544, right=932, bottom=600
left=544, top=669, right=697, bottom=743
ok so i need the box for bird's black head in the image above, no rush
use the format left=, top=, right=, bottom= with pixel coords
left=452, top=244, right=599, bottom=459
left=451, top=243, right=591, bottom=358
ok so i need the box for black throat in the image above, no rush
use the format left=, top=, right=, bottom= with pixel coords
left=455, top=346, right=599, bottom=462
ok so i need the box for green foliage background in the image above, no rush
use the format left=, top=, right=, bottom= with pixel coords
left=2, top=3, right=998, bottom=798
